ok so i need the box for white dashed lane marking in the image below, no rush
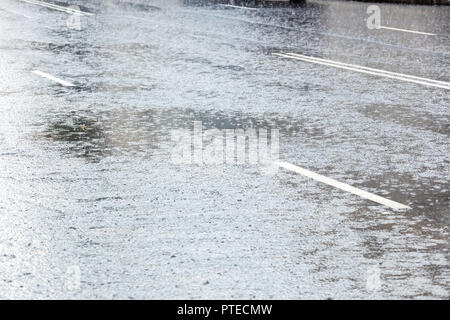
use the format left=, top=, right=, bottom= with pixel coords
left=274, top=52, right=450, bottom=90
left=276, top=161, right=411, bottom=211
left=32, top=70, right=76, bottom=87
left=219, top=4, right=258, bottom=11
left=379, top=26, right=436, bottom=36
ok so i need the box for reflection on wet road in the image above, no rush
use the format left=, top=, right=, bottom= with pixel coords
left=0, top=0, right=448, bottom=299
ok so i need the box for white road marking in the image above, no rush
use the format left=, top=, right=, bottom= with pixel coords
left=276, top=161, right=411, bottom=211
left=274, top=52, right=450, bottom=90
left=379, top=26, right=436, bottom=36
left=219, top=4, right=257, bottom=10
left=18, top=0, right=93, bottom=16
left=32, top=70, right=75, bottom=87
left=283, top=52, right=450, bottom=86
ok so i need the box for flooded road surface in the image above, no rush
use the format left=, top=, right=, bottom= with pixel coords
left=0, top=0, right=448, bottom=299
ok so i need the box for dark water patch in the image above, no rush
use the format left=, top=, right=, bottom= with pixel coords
left=35, top=107, right=325, bottom=161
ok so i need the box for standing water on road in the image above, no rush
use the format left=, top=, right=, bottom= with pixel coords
left=0, top=0, right=448, bottom=299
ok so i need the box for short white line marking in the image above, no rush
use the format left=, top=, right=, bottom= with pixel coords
left=219, top=4, right=257, bottom=10
left=32, top=70, right=75, bottom=87
left=19, top=0, right=93, bottom=16
left=276, top=161, right=411, bottom=211
left=274, top=53, right=450, bottom=90
left=380, top=26, right=436, bottom=36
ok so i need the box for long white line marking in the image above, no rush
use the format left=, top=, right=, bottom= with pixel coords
left=284, top=52, right=450, bottom=86
left=32, top=70, right=75, bottom=87
left=219, top=4, right=257, bottom=10
left=19, top=0, right=93, bottom=16
left=274, top=53, right=450, bottom=90
left=380, top=26, right=436, bottom=36
left=276, top=161, right=411, bottom=210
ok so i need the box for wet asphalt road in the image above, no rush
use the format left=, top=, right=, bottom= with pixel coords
left=0, top=0, right=448, bottom=299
